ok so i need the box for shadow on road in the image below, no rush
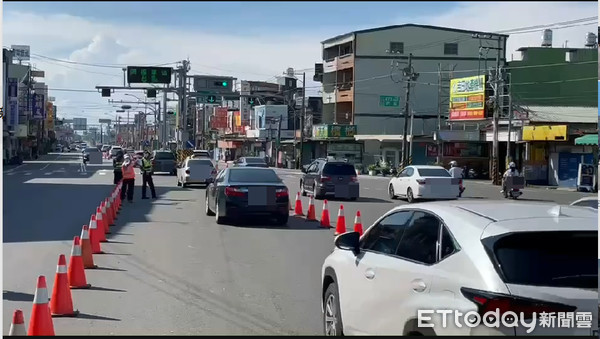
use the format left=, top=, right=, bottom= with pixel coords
left=94, top=266, right=128, bottom=272
left=3, top=290, right=34, bottom=302
left=225, top=215, right=332, bottom=231
left=355, top=197, right=392, bottom=203
left=87, top=286, right=127, bottom=293
left=74, top=312, right=121, bottom=322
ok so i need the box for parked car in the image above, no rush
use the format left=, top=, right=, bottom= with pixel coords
left=233, top=157, right=269, bottom=168
left=321, top=201, right=598, bottom=336
left=110, top=146, right=123, bottom=158
left=152, top=150, right=177, bottom=175
left=177, top=158, right=217, bottom=187
left=300, top=159, right=359, bottom=200
left=388, top=165, right=461, bottom=203
left=205, top=167, right=289, bottom=225
left=101, top=145, right=111, bottom=153
left=570, top=197, right=598, bottom=209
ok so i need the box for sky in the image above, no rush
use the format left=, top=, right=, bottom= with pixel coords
left=2, top=1, right=597, bottom=124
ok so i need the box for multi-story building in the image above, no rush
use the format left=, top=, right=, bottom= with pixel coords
left=315, top=24, right=508, bottom=167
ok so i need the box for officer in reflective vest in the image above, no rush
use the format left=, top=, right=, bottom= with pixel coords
left=113, top=150, right=124, bottom=185
left=141, top=151, right=157, bottom=199
left=121, top=155, right=137, bottom=203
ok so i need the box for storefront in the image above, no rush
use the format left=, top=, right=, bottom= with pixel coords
left=434, top=130, right=489, bottom=178
left=309, top=124, right=361, bottom=164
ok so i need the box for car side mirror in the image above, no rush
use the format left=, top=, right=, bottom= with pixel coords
left=334, top=231, right=361, bottom=256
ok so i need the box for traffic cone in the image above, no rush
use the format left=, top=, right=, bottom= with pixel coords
left=69, top=237, right=91, bottom=289
left=320, top=200, right=331, bottom=228
left=306, top=195, right=316, bottom=221
left=88, top=217, right=104, bottom=254
left=50, top=254, right=78, bottom=317
left=94, top=209, right=109, bottom=241
left=99, top=205, right=110, bottom=235
left=103, top=199, right=112, bottom=226
left=9, top=310, right=26, bottom=336
left=294, top=192, right=304, bottom=216
left=106, top=198, right=115, bottom=225
left=353, top=211, right=363, bottom=236
left=28, top=276, right=55, bottom=336
left=334, top=205, right=346, bottom=236
left=79, top=226, right=96, bottom=268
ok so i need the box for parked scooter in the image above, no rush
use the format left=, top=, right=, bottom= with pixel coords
left=503, top=176, right=525, bottom=199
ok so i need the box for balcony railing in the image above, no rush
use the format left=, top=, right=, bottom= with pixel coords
left=336, top=87, right=353, bottom=103
left=337, top=54, right=354, bottom=70
left=323, top=58, right=337, bottom=73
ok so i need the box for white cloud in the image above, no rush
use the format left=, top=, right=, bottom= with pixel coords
left=3, top=2, right=597, bottom=123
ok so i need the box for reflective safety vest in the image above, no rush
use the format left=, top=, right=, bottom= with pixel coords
left=113, top=160, right=123, bottom=172
left=142, top=158, right=153, bottom=172
left=122, top=163, right=136, bottom=179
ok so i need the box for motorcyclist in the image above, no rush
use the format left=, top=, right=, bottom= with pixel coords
left=113, top=150, right=125, bottom=185
left=448, top=161, right=465, bottom=197
left=501, top=162, right=520, bottom=193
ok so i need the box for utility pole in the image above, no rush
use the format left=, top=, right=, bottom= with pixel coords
left=163, top=88, right=168, bottom=149
left=491, top=37, right=503, bottom=186
left=299, top=71, right=306, bottom=168
left=409, top=109, right=415, bottom=161
left=178, top=59, right=190, bottom=148
left=401, top=53, right=417, bottom=167
left=506, top=73, right=513, bottom=168
left=276, top=115, right=282, bottom=167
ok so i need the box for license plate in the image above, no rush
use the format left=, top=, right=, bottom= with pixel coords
left=335, top=185, right=349, bottom=197
left=248, top=187, right=269, bottom=206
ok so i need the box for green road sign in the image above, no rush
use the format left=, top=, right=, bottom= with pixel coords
left=379, top=95, right=400, bottom=107
left=127, top=66, right=172, bottom=84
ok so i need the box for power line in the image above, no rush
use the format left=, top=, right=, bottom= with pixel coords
left=30, top=56, right=122, bottom=78
left=30, top=53, right=179, bottom=69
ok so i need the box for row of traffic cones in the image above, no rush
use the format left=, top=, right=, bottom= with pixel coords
left=10, top=183, right=124, bottom=335
left=290, top=192, right=364, bottom=236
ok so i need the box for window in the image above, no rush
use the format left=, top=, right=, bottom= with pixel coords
left=216, top=170, right=226, bottom=183
left=389, top=42, right=404, bottom=54
left=405, top=167, right=415, bottom=177
left=417, top=168, right=451, bottom=177
left=155, top=152, right=175, bottom=160
left=307, top=163, right=318, bottom=173
left=189, top=159, right=213, bottom=167
left=323, top=163, right=356, bottom=176
left=395, top=211, right=441, bottom=264
left=229, top=169, right=281, bottom=183
left=571, top=199, right=598, bottom=209
left=361, top=211, right=413, bottom=255
left=440, top=226, right=459, bottom=260
left=444, top=43, right=458, bottom=55
left=245, top=157, right=267, bottom=164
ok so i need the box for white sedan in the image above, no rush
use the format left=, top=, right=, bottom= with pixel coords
left=321, top=201, right=598, bottom=336
left=388, top=165, right=460, bottom=203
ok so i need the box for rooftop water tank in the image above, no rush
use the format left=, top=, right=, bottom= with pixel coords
left=541, top=29, right=552, bottom=47
left=585, top=32, right=597, bottom=47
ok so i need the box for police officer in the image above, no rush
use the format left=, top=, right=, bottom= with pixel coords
left=141, top=150, right=157, bottom=199
left=113, top=150, right=125, bottom=185
left=121, top=154, right=137, bottom=203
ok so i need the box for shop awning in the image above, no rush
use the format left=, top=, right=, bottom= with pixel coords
left=354, top=134, right=412, bottom=142
left=574, top=134, right=598, bottom=146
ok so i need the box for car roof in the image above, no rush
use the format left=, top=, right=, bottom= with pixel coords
left=408, top=165, right=445, bottom=169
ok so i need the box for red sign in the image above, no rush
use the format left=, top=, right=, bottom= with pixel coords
left=449, top=109, right=485, bottom=120
left=426, top=144, right=438, bottom=157
left=211, top=107, right=229, bottom=129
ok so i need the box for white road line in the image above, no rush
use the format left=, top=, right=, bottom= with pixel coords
left=24, top=172, right=32, bottom=176
left=3, top=164, right=25, bottom=174
left=44, top=172, right=52, bottom=176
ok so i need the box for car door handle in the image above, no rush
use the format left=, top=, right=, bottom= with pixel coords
left=364, top=269, right=375, bottom=280
left=411, top=279, right=427, bottom=292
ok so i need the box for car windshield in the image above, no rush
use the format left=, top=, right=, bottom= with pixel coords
left=417, top=168, right=451, bottom=177
left=155, top=152, right=175, bottom=160
left=323, top=163, right=355, bottom=176
left=245, top=157, right=266, bottom=164
left=228, top=169, right=281, bottom=183
left=488, top=231, right=597, bottom=289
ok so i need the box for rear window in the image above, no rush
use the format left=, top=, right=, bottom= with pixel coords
left=245, top=157, right=266, bottom=164
left=571, top=199, right=598, bottom=209
left=417, top=168, right=451, bottom=177
left=487, top=231, right=597, bottom=289
left=189, top=159, right=213, bottom=167
left=323, top=163, right=356, bottom=176
left=85, top=148, right=99, bottom=152
left=228, top=169, right=281, bottom=183
left=155, top=152, right=175, bottom=160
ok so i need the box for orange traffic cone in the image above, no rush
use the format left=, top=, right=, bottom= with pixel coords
left=28, top=276, right=55, bottom=336
left=99, top=205, right=110, bottom=235
left=93, top=211, right=108, bottom=242
left=69, top=237, right=91, bottom=289
left=106, top=198, right=115, bottom=225
left=88, top=217, right=104, bottom=254
left=334, top=205, right=346, bottom=236
left=9, top=310, right=26, bottom=336
left=294, top=192, right=304, bottom=216
left=320, top=200, right=331, bottom=228
left=79, top=225, right=96, bottom=268
left=353, top=211, right=363, bottom=236
left=50, top=254, right=78, bottom=317
left=306, top=195, right=316, bottom=221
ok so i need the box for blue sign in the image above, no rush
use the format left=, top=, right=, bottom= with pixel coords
left=558, top=152, right=594, bottom=187
left=144, top=140, right=150, bottom=146
left=7, top=78, right=19, bottom=127
left=31, top=93, right=45, bottom=120
left=186, top=140, right=194, bottom=149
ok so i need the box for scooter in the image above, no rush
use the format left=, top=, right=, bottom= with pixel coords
left=503, top=176, right=525, bottom=199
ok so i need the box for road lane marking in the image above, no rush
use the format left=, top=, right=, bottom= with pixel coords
left=44, top=172, right=52, bottom=175
left=24, top=172, right=32, bottom=176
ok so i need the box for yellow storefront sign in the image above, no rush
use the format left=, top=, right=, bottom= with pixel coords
left=522, top=125, right=568, bottom=141
left=449, top=75, right=487, bottom=121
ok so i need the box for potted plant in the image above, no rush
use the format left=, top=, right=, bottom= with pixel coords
left=354, top=163, right=364, bottom=175
left=368, top=164, right=378, bottom=176
left=380, top=165, right=391, bottom=177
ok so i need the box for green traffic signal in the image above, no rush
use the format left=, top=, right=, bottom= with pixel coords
left=207, top=95, right=216, bottom=103
left=222, top=81, right=228, bottom=87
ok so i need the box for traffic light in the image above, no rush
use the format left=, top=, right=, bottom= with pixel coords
left=214, top=81, right=228, bottom=87
left=207, top=95, right=217, bottom=103
left=247, top=97, right=256, bottom=105
left=147, top=89, right=157, bottom=98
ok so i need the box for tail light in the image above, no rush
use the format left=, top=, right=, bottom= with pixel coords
left=225, top=187, right=247, bottom=197
left=276, top=187, right=289, bottom=198
left=211, top=169, right=217, bottom=175
left=320, top=176, right=331, bottom=183
left=185, top=170, right=190, bottom=174
left=416, top=179, right=427, bottom=185
left=350, top=176, right=358, bottom=182
left=460, top=287, right=576, bottom=320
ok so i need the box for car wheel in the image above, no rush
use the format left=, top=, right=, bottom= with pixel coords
left=215, top=200, right=225, bottom=224
left=274, top=213, right=289, bottom=226
left=388, top=184, right=396, bottom=199
left=300, top=180, right=307, bottom=196
left=205, top=193, right=214, bottom=216
left=407, top=187, right=415, bottom=203
left=323, top=282, right=344, bottom=336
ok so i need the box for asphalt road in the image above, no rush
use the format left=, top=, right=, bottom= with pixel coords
left=3, top=154, right=594, bottom=335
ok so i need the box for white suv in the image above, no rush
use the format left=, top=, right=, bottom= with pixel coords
left=321, top=201, right=598, bottom=336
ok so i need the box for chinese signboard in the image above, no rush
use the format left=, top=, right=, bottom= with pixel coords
left=312, top=124, right=357, bottom=139
left=32, top=94, right=45, bottom=120
left=522, top=125, right=568, bottom=141
left=211, top=107, right=228, bottom=129
left=449, top=75, right=487, bottom=121
left=11, top=45, right=30, bottom=61
left=6, top=78, right=19, bottom=127
left=379, top=95, right=400, bottom=107
left=46, top=102, right=54, bottom=130
left=127, top=66, right=172, bottom=84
